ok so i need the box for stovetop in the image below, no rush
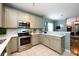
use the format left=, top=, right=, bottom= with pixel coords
left=18, top=32, right=31, bottom=37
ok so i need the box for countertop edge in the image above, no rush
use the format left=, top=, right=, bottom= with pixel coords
left=31, top=33, right=65, bottom=37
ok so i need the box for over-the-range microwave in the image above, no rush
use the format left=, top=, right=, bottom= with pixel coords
left=18, top=22, right=30, bottom=28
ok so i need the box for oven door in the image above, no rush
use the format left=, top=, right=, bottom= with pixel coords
left=20, top=37, right=31, bottom=46
left=18, top=36, right=32, bottom=51
left=18, top=36, right=31, bottom=46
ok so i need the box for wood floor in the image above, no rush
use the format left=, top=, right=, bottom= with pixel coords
left=70, top=36, right=79, bottom=56
left=10, top=44, right=74, bottom=56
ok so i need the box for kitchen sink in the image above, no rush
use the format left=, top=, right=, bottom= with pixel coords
left=0, top=39, right=6, bottom=44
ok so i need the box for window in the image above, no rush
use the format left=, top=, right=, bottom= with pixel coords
left=48, top=22, right=53, bottom=31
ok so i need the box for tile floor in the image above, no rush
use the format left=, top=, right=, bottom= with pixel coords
left=10, top=44, right=75, bottom=56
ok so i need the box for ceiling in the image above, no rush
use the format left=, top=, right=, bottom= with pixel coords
left=6, top=3, right=79, bottom=20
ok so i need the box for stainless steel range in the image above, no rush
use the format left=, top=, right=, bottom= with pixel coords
left=18, top=33, right=32, bottom=51
left=17, top=22, right=32, bottom=52
left=18, top=29, right=32, bottom=52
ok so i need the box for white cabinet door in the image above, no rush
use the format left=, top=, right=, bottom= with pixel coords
left=50, top=37, right=60, bottom=51
left=39, top=34, right=43, bottom=43
left=31, top=35, right=40, bottom=46
left=0, top=4, right=2, bottom=27
left=24, top=13, right=31, bottom=22
left=6, top=37, right=18, bottom=55
left=40, top=35, right=64, bottom=54
left=4, top=7, right=18, bottom=28
left=49, top=36, right=64, bottom=54
left=17, top=12, right=30, bottom=23
left=40, top=35, right=50, bottom=47
left=42, top=35, right=47, bottom=45
left=11, top=37, right=18, bottom=53
left=34, top=16, right=43, bottom=28
left=40, top=35, right=46, bottom=44
left=30, top=15, right=43, bottom=28
left=77, top=16, right=79, bottom=21
left=44, top=35, right=50, bottom=47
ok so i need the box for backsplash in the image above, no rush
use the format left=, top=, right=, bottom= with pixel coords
left=31, top=28, right=43, bottom=33
left=6, top=29, right=18, bottom=35
left=0, top=28, right=43, bottom=36
left=0, top=28, right=19, bottom=39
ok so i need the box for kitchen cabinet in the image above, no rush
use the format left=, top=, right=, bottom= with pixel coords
left=49, top=35, right=65, bottom=54
left=6, top=37, right=18, bottom=55
left=40, top=34, right=64, bottom=54
left=39, top=34, right=43, bottom=44
left=76, top=16, right=79, bottom=21
left=40, top=35, right=50, bottom=47
left=0, top=4, right=3, bottom=27
left=30, top=15, right=44, bottom=28
left=31, top=34, right=40, bottom=46
left=17, top=11, right=31, bottom=23
left=4, top=7, right=31, bottom=28
left=43, top=35, right=50, bottom=47
left=4, top=6, right=44, bottom=28
left=17, top=12, right=44, bottom=28
left=4, top=7, right=18, bottom=28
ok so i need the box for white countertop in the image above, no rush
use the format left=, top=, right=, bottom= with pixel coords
left=31, top=32, right=65, bottom=37
left=43, top=33, right=65, bottom=37
left=31, top=33, right=41, bottom=35
left=0, top=34, right=18, bottom=55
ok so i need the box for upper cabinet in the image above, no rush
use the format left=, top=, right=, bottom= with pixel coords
left=17, top=12, right=44, bottom=28
left=30, top=15, right=44, bottom=28
left=77, top=16, right=79, bottom=22
left=4, top=7, right=18, bottom=28
left=0, top=4, right=2, bottom=27
left=4, top=6, right=44, bottom=28
left=17, top=11, right=31, bottom=23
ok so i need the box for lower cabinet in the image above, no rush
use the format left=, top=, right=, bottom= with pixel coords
left=31, top=35, right=40, bottom=46
left=39, top=34, right=43, bottom=44
left=40, top=35, right=65, bottom=54
left=31, top=34, right=65, bottom=54
left=40, top=35, right=50, bottom=47
left=49, top=36, right=65, bottom=54
left=6, top=37, right=18, bottom=55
